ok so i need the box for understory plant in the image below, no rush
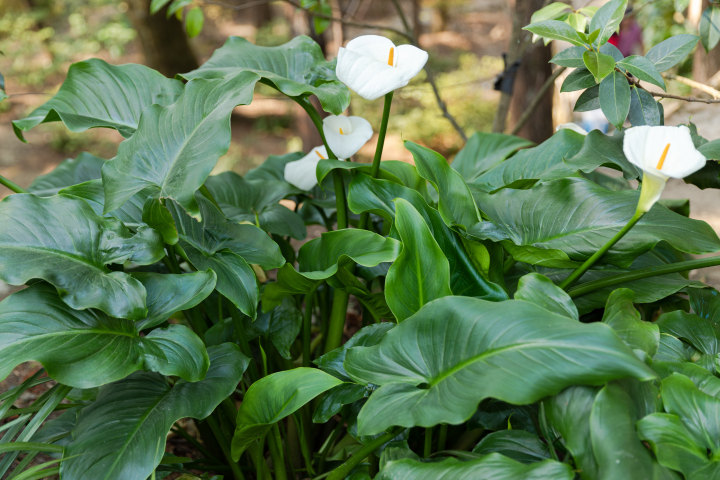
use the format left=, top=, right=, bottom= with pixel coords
left=4, top=0, right=720, bottom=479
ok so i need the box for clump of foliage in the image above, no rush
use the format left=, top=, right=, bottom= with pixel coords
left=3, top=1, right=720, bottom=479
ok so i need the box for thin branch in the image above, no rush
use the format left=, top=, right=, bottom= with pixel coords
left=619, top=67, right=720, bottom=104
left=664, top=73, right=720, bottom=99
left=283, top=0, right=412, bottom=40
left=387, top=0, right=467, bottom=141
left=202, top=0, right=273, bottom=10
left=426, top=68, right=468, bottom=141
left=511, top=66, right=566, bottom=136
left=389, top=0, right=412, bottom=34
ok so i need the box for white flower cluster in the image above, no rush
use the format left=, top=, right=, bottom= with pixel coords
left=284, top=36, right=428, bottom=191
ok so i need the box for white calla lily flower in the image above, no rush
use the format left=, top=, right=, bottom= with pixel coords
left=623, top=125, right=707, bottom=213
left=323, top=115, right=373, bottom=159
left=284, top=146, right=328, bottom=191
left=556, top=123, right=588, bottom=135
left=336, top=35, right=429, bottom=101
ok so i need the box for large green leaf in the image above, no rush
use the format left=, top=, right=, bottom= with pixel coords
left=629, top=86, right=662, bottom=127
left=472, top=430, right=551, bottom=464
left=474, top=178, right=720, bottom=268
left=689, top=287, right=720, bottom=323
left=472, top=129, right=584, bottom=193
left=61, top=344, right=247, bottom=480
left=584, top=50, right=616, bottom=83
left=204, top=171, right=306, bottom=239
left=638, top=413, right=712, bottom=478
left=590, top=383, right=672, bottom=480
left=514, top=272, right=578, bottom=320
left=451, top=132, right=534, bottom=182
left=180, top=36, right=350, bottom=114
left=700, top=6, right=720, bottom=51
left=231, top=368, right=342, bottom=459
left=589, top=0, right=627, bottom=45
left=405, top=140, right=481, bottom=231
left=12, top=59, right=183, bottom=141
left=167, top=194, right=284, bottom=318
left=599, top=71, right=631, bottom=129
left=242, top=297, right=302, bottom=359
left=385, top=199, right=452, bottom=322
left=645, top=34, right=699, bottom=72
left=27, top=152, right=105, bottom=196
left=347, top=173, right=507, bottom=300
left=523, top=20, right=586, bottom=46
left=551, top=45, right=586, bottom=68
left=315, top=323, right=395, bottom=382
left=561, top=68, right=596, bottom=92
left=657, top=311, right=720, bottom=373
left=262, top=229, right=401, bottom=310
left=544, top=386, right=600, bottom=479
left=377, top=455, right=573, bottom=480
left=59, top=179, right=156, bottom=229
left=0, top=194, right=164, bottom=320
left=601, top=288, right=659, bottom=358
left=0, top=283, right=209, bottom=388
left=656, top=373, right=720, bottom=477
left=617, top=56, right=666, bottom=90
left=133, top=270, right=217, bottom=330
left=102, top=71, right=260, bottom=219
left=345, top=296, right=655, bottom=435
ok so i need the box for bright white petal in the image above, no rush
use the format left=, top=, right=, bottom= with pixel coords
left=344, top=35, right=397, bottom=65
left=636, top=171, right=667, bottom=213
left=323, top=115, right=353, bottom=134
left=337, top=48, right=408, bottom=100
left=644, top=125, right=706, bottom=178
left=325, top=118, right=372, bottom=158
left=556, top=123, right=588, bottom=135
left=348, top=116, right=373, bottom=141
left=623, top=126, right=651, bottom=172
left=395, top=44, right=429, bottom=83
left=283, top=146, right=327, bottom=190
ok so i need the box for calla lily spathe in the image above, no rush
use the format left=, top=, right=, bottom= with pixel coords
left=623, top=125, right=707, bottom=213
left=336, top=35, right=429, bottom=101
left=284, top=146, right=328, bottom=191
left=323, top=115, right=373, bottom=159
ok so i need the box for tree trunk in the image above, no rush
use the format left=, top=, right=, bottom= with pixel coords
left=691, top=0, right=720, bottom=83
left=125, top=0, right=198, bottom=77
left=507, top=0, right=553, bottom=143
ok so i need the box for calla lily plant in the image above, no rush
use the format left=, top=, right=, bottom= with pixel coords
left=624, top=125, right=707, bottom=213
left=323, top=115, right=373, bottom=160
left=284, top=145, right=329, bottom=191
left=560, top=125, right=708, bottom=289
left=336, top=35, right=429, bottom=101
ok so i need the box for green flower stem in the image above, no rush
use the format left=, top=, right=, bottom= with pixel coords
left=568, top=255, right=720, bottom=298
left=437, top=424, right=448, bottom=451
left=324, top=289, right=350, bottom=354
left=424, top=426, right=434, bottom=457
left=296, top=96, right=348, bottom=229
left=297, top=96, right=352, bottom=355
left=303, top=283, right=321, bottom=368
left=206, top=414, right=245, bottom=480
left=0, top=174, right=27, bottom=194
left=228, top=303, right=261, bottom=382
left=358, top=91, right=394, bottom=231
left=267, top=424, right=288, bottom=480
left=327, top=428, right=402, bottom=480
left=559, top=210, right=645, bottom=290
